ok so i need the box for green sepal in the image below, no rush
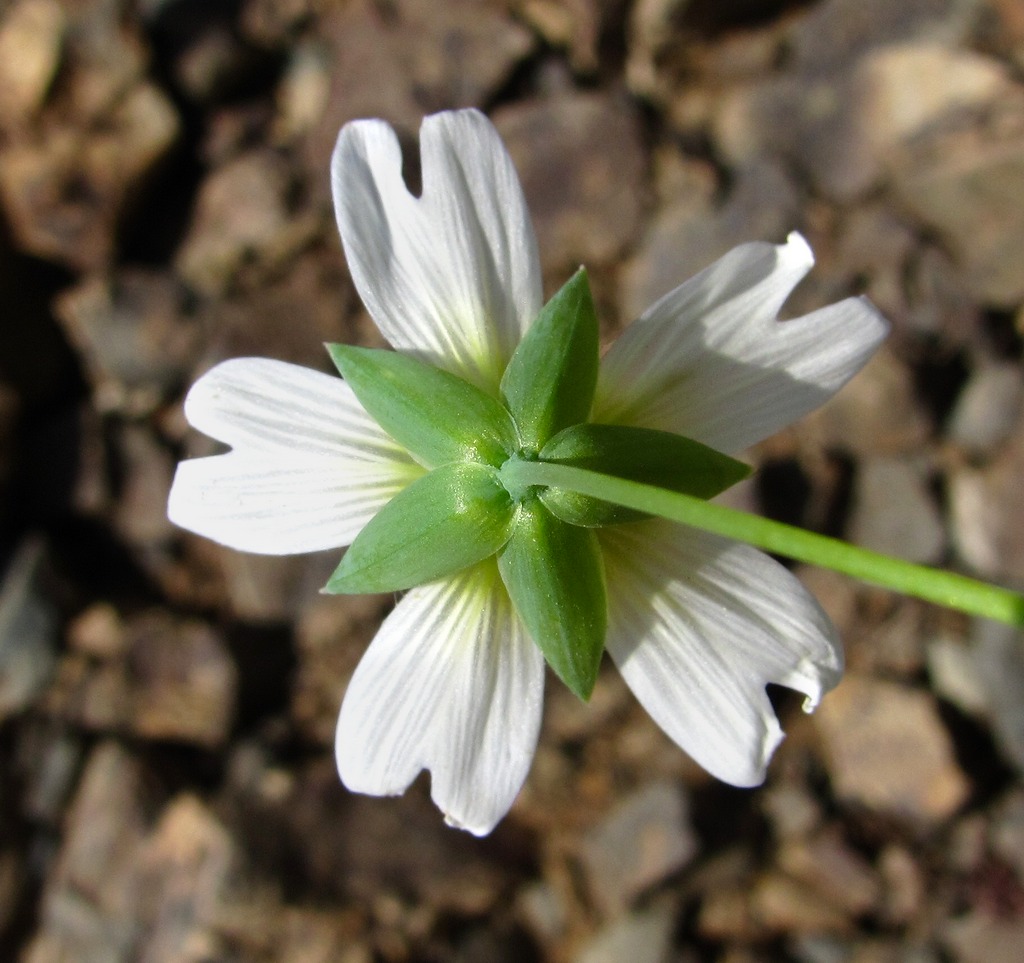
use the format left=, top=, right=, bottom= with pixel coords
left=325, top=462, right=515, bottom=593
left=538, top=423, right=751, bottom=527
left=328, top=345, right=517, bottom=469
left=498, top=500, right=607, bottom=701
left=499, top=269, right=599, bottom=452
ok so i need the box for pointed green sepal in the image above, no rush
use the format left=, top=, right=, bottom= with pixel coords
left=328, top=345, right=518, bottom=469
left=498, top=500, right=606, bottom=700
left=538, top=423, right=751, bottom=527
left=325, top=462, right=515, bottom=593
left=500, top=269, right=599, bottom=452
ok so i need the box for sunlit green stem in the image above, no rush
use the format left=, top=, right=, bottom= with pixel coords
left=500, top=459, right=1024, bottom=627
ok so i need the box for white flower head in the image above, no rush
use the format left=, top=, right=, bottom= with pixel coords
left=168, top=109, right=888, bottom=835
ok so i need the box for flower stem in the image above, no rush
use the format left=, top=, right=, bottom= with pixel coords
left=500, top=460, right=1024, bottom=626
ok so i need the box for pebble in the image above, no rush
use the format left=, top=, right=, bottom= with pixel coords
left=776, top=831, right=881, bottom=918
left=927, top=633, right=990, bottom=718
left=848, top=457, right=945, bottom=564
left=55, top=610, right=237, bottom=749
left=495, top=92, right=647, bottom=276
left=0, top=81, right=179, bottom=270
left=0, top=0, right=66, bottom=124
left=967, top=619, right=1024, bottom=773
left=942, top=911, right=1024, bottom=963
left=815, top=673, right=970, bottom=825
left=946, top=363, right=1023, bottom=456
left=619, top=158, right=799, bottom=322
left=23, top=742, right=150, bottom=963
left=948, top=424, right=1024, bottom=581
left=306, top=0, right=534, bottom=177
left=890, top=99, right=1024, bottom=306
left=579, top=780, right=698, bottom=914
left=801, top=346, right=932, bottom=456
left=55, top=268, right=201, bottom=415
left=787, top=0, right=978, bottom=74
left=989, top=789, right=1024, bottom=885
left=751, top=872, right=853, bottom=935
left=574, top=901, right=676, bottom=963
left=0, top=538, right=58, bottom=721
left=174, top=150, right=295, bottom=297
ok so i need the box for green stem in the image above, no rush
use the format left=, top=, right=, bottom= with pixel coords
left=501, top=459, right=1024, bottom=627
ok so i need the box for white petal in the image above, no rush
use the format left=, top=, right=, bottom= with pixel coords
left=332, top=109, right=543, bottom=395
left=600, top=519, right=842, bottom=787
left=168, top=357, right=422, bottom=554
left=168, top=453, right=418, bottom=554
left=595, top=233, right=889, bottom=453
left=336, top=561, right=544, bottom=835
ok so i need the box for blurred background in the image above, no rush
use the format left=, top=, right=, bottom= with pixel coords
left=1, top=0, right=1024, bottom=960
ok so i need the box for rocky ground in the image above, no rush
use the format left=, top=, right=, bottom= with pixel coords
left=1, top=0, right=1024, bottom=960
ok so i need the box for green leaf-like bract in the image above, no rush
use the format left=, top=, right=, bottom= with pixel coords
left=325, top=463, right=515, bottom=593
left=498, top=500, right=607, bottom=700
left=328, top=345, right=518, bottom=469
left=538, top=423, right=751, bottom=526
left=500, top=269, right=599, bottom=452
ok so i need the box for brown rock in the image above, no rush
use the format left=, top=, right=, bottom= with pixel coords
left=0, top=82, right=179, bottom=269
left=174, top=150, right=297, bottom=297
left=495, top=92, right=647, bottom=277
left=801, top=345, right=932, bottom=456
left=306, top=0, right=534, bottom=178
left=59, top=611, right=236, bottom=749
left=877, top=845, right=926, bottom=926
left=942, top=911, right=1024, bottom=963
left=0, top=0, right=66, bottom=124
left=291, top=593, right=389, bottom=744
left=751, top=872, right=853, bottom=935
left=815, top=674, right=971, bottom=825
left=777, top=831, right=881, bottom=918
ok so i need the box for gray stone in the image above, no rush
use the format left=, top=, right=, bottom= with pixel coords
left=947, top=363, right=1023, bottom=455
left=787, top=0, right=980, bottom=75
left=927, top=633, right=990, bottom=718
left=989, top=790, right=1024, bottom=886
left=848, top=457, right=945, bottom=564
left=968, top=619, right=1024, bottom=773
left=0, top=538, right=58, bottom=721
left=949, top=423, right=1024, bottom=581
left=714, top=42, right=1008, bottom=202
left=890, top=101, right=1024, bottom=306
left=580, top=780, right=698, bottom=914
left=55, top=270, right=201, bottom=415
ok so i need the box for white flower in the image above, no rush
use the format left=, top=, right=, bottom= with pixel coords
left=168, top=109, right=888, bottom=835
